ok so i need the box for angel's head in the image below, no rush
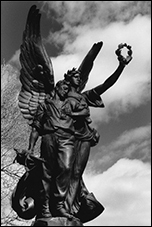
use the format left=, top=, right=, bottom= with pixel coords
left=64, top=68, right=81, bottom=88
left=55, top=80, right=70, bottom=100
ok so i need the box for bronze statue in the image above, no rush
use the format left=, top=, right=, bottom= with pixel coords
left=11, top=5, right=132, bottom=226
left=28, top=79, right=91, bottom=220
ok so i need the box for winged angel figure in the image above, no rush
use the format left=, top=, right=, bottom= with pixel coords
left=11, top=5, right=132, bottom=225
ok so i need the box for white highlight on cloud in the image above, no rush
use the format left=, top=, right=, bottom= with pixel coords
left=83, top=158, right=151, bottom=226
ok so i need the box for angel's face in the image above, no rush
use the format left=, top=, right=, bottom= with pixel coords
left=71, top=73, right=81, bottom=87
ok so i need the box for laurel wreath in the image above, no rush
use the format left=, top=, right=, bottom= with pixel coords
left=115, top=43, right=133, bottom=65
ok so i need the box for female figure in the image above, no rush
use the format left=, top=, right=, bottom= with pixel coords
left=64, top=48, right=132, bottom=222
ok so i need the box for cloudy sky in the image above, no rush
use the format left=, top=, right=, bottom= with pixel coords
left=1, top=1, right=151, bottom=226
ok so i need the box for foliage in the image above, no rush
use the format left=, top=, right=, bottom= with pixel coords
left=1, top=64, right=40, bottom=226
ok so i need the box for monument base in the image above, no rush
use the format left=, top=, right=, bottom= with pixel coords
left=31, top=216, right=83, bottom=226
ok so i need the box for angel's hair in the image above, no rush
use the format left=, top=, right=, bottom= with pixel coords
left=64, top=68, right=81, bottom=82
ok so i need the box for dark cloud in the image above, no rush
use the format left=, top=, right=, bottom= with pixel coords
left=86, top=124, right=151, bottom=174
left=40, top=1, right=151, bottom=27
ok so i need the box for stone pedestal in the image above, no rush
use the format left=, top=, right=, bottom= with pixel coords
left=31, top=217, right=83, bottom=226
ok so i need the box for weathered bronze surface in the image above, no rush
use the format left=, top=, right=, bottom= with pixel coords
left=11, top=5, right=132, bottom=226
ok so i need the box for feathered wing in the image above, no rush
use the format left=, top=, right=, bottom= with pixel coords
left=77, top=41, right=103, bottom=92
left=18, top=5, right=55, bottom=125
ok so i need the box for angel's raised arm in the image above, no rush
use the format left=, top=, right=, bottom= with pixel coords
left=93, top=43, right=133, bottom=96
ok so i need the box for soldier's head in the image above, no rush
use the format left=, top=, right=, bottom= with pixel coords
left=55, top=80, right=70, bottom=100
left=64, top=68, right=81, bottom=88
